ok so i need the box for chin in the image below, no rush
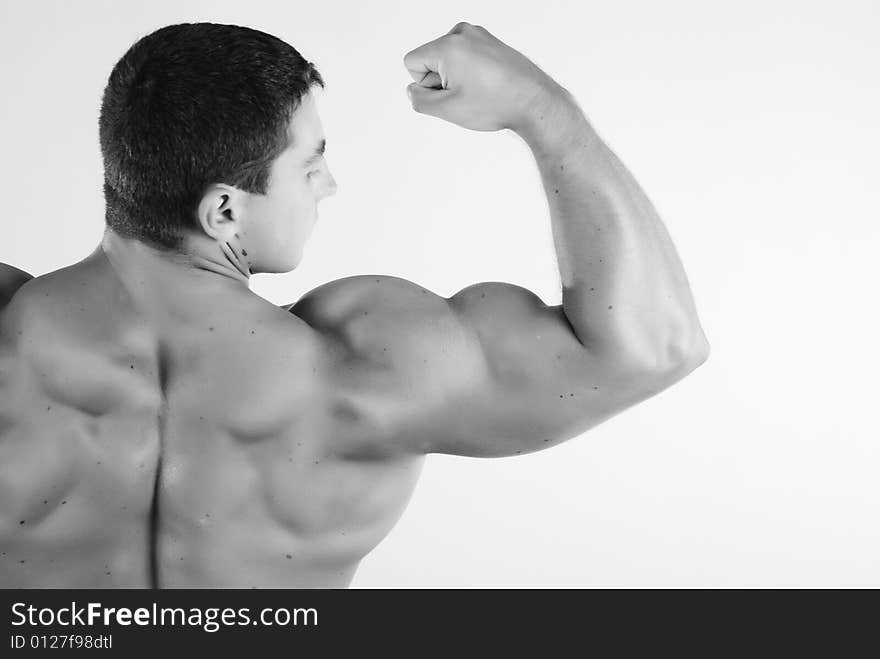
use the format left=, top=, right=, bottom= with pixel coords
left=267, top=262, right=300, bottom=275
left=255, top=245, right=304, bottom=274
left=281, top=252, right=305, bottom=273
left=250, top=258, right=298, bottom=275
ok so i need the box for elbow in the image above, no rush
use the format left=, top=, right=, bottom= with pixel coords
left=629, top=331, right=709, bottom=380
left=695, top=339, right=710, bottom=366
left=690, top=329, right=711, bottom=366
left=661, top=333, right=710, bottom=377
left=682, top=344, right=709, bottom=375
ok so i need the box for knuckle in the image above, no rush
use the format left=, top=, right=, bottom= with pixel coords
left=450, top=21, right=475, bottom=35
left=444, top=32, right=466, bottom=53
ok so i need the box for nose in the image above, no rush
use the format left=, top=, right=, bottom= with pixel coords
left=325, top=171, right=338, bottom=197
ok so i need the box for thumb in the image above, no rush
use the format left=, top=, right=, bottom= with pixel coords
left=407, top=82, right=454, bottom=118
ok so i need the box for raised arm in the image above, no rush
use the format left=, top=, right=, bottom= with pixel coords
left=404, top=23, right=709, bottom=367
left=513, top=58, right=709, bottom=370
left=289, top=22, right=708, bottom=459
left=292, top=274, right=701, bottom=458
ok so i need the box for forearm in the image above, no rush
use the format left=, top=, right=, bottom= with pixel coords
left=516, top=84, right=709, bottom=372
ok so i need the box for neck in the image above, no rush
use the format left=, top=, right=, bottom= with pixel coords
left=98, top=229, right=251, bottom=299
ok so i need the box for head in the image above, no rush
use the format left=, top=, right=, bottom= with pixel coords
left=99, top=23, right=337, bottom=274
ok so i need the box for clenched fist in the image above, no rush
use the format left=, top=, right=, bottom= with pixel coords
left=403, top=22, right=559, bottom=133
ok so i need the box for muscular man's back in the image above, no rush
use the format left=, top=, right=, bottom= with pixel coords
left=0, top=248, right=423, bottom=587
left=2, top=21, right=711, bottom=589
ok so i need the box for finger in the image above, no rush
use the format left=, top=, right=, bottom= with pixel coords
left=418, top=71, right=444, bottom=89
left=403, top=33, right=452, bottom=83
left=447, top=21, right=472, bottom=35
left=407, top=82, right=455, bottom=118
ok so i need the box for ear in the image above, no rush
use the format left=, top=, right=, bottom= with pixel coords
left=196, top=184, right=245, bottom=241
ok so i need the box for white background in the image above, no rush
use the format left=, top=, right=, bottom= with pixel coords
left=3, top=0, right=878, bottom=587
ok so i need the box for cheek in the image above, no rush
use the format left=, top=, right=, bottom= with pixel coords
left=293, top=189, right=318, bottom=219
left=282, top=182, right=311, bottom=209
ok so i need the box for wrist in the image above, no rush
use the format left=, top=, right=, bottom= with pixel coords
left=513, top=82, right=594, bottom=157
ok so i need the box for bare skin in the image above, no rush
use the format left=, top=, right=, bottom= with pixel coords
left=0, top=23, right=708, bottom=588
left=0, top=250, right=427, bottom=587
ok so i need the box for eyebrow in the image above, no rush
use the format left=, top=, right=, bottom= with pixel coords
left=303, top=139, right=326, bottom=166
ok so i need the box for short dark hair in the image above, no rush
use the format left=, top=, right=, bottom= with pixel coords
left=99, top=23, right=324, bottom=252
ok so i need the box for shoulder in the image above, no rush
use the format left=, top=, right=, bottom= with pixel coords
left=285, top=275, right=541, bottom=363
left=284, top=275, right=493, bottom=457
left=286, top=273, right=483, bottom=392
left=0, top=265, right=100, bottom=349
left=0, top=263, right=34, bottom=311
left=1, top=265, right=80, bottom=317
left=0, top=268, right=43, bottom=380
left=286, top=275, right=449, bottom=325
left=291, top=271, right=469, bottom=326
left=286, top=275, right=464, bottom=354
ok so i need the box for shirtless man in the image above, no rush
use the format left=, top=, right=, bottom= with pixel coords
left=0, top=22, right=709, bottom=588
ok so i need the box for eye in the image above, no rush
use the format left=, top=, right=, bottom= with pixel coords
left=306, top=170, right=318, bottom=179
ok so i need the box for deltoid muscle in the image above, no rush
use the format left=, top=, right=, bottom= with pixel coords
left=0, top=264, right=33, bottom=308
